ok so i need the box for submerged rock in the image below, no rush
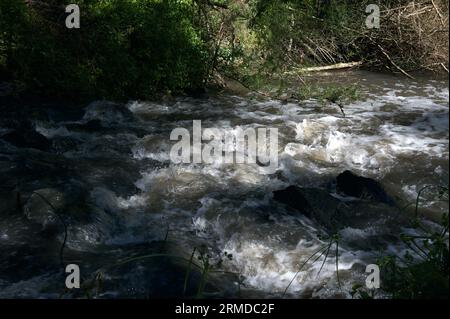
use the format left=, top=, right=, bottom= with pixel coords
left=0, top=129, right=51, bottom=151
left=83, top=101, right=134, bottom=125
left=273, top=186, right=351, bottom=230
left=336, top=170, right=394, bottom=205
left=24, top=188, right=65, bottom=231
left=273, top=186, right=314, bottom=218
left=273, top=184, right=403, bottom=232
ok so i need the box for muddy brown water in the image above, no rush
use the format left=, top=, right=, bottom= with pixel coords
left=0, top=70, right=448, bottom=298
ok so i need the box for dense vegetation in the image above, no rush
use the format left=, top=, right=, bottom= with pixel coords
left=1, top=0, right=208, bottom=100
left=0, top=0, right=448, bottom=100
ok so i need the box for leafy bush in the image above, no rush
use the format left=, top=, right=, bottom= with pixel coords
left=380, top=186, right=449, bottom=299
left=294, top=84, right=360, bottom=104
left=351, top=186, right=449, bottom=299
left=0, top=0, right=208, bottom=101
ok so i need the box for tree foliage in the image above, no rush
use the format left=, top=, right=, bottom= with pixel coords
left=1, top=0, right=448, bottom=100
left=0, top=0, right=209, bottom=100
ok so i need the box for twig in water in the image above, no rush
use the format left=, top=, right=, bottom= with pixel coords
left=337, top=102, right=346, bottom=117
left=317, top=241, right=333, bottom=278
left=335, top=239, right=341, bottom=289
left=282, top=244, right=329, bottom=297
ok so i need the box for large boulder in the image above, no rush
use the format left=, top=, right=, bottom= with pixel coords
left=336, top=170, right=394, bottom=205
left=273, top=185, right=314, bottom=218
left=273, top=185, right=404, bottom=233
left=273, top=186, right=352, bottom=230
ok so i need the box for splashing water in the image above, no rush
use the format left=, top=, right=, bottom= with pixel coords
left=0, top=71, right=448, bottom=298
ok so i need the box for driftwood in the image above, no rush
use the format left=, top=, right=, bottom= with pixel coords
left=292, top=61, right=363, bottom=74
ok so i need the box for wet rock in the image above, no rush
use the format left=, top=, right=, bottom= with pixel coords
left=0, top=129, right=51, bottom=151
left=160, top=94, right=177, bottom=106
left=273, top=186, right=351, bottom=230
left=336, top=170, right=394, bottom=205
left=24, top=188, right=65, bottom=231
left=273, top=186, right=314, bottom=218
left=273, top=185, right=403, bottom=232
left=83, top=101, right=134, bottom=125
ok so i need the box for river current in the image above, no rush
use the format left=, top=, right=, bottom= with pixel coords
left=0, top=71, right=448, bottom=298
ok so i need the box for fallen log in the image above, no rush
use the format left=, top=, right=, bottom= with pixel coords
left=292, top=61, right=363, bottom=73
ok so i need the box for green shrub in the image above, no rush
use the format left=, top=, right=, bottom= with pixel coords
left=0, top=0, right=209, bottom=101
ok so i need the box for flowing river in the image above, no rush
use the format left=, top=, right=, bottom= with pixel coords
left=0, top=71, right=448, bottom=298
